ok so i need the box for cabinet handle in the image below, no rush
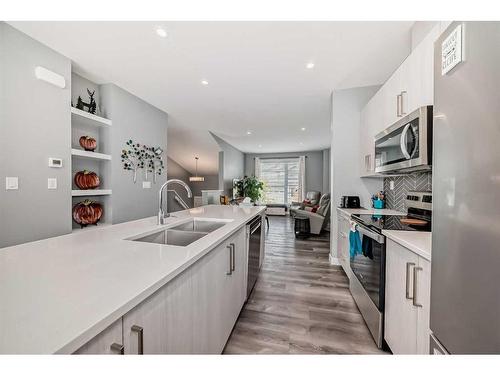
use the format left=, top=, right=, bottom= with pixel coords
left=405, top=262, right=415, bottom=299
left=226, top=245, right=233, bottom=275
left=400, top=91, right=407, bottom=116
left=131, top=325, right=143, bottom=355
left=413, top=266, right=423, bottom=307
left=230, top=243, right=235, bottom=272
left=397, top=94, right=402, bottom=117
left=365, top=154, right=371, bottom=172
left=110, top=343, right=124, bottom=355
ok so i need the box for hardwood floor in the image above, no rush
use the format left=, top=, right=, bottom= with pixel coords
left=223, top=215, right=384, bottom=354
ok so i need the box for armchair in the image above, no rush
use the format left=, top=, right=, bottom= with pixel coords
left=294, top=193, right=331, bottom=234
left=290, top=191, right=321, bottom=217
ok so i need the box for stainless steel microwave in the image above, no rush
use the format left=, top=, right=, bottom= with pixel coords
left=374, top=106, right=433, bottom=173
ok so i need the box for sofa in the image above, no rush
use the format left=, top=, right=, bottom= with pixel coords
left=293, top=193, right=331, bottom=235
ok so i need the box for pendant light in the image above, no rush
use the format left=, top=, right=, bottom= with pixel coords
left=189, top=156, right=205, bottom=182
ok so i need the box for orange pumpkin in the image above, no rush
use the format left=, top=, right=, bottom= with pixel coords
left=79, top=136, right=97, bottom=151
left=72, top=200, right=103, bottom=227
left=75, top=170, right=100, bottom=190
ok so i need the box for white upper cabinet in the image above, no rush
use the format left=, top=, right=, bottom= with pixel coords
left=359, top=24, right=441, bottom=177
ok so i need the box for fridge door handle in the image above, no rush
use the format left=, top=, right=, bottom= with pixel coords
left=405, top=262, right=416, bottom=299
left=413, top=266, right=423, bottom=307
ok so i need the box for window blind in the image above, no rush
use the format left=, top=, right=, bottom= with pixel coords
left=258, top=157, right=301, bottom=204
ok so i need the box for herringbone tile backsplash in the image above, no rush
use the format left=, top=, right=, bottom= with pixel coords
left=383, top=172, right=432, bottom=211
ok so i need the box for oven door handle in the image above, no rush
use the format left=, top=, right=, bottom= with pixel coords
left=400, top=123, right=411, bottom=160
left=354, top=223, right=385, bottom=244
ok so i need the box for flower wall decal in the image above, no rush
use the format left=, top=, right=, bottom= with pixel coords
left=121, top=140, right=165, bottom=183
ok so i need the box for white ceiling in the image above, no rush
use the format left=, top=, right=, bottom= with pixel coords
left=9, top=21, right=413, bottom=175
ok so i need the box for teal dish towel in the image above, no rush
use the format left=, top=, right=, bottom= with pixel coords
left=349, top=229, right=362, bottom=259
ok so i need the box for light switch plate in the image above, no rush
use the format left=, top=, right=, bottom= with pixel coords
left=6, top=177, right=18, bottom=190
left=142, top=181, right=151, bottom=189
left=389, top=180, right=395, bottom=190
left=48, top=178, right=57, bottom=190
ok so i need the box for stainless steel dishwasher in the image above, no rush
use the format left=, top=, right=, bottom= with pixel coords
left=247, top=215, right=262, bottom=297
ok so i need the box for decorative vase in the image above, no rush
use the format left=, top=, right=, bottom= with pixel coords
left=74, top=170, right=100, bottom=190
left=79, top=136, right=97, bottom=152
left=72, top=200, right=103, bottom=227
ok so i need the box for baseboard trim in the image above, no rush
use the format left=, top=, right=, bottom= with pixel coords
left=329, top=254, right=341, bottom=265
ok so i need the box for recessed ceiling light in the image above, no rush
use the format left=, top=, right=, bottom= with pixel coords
left=258, top=144, right=262, bottom=148
left=299, top=142, right=304, bottom=145
left=301, top=127, right=306, bottom=131
left=201, top=80, right=209, bottom=86
left=246, top=131, right=252, bottom=135
left=306, top=62, right=315, bottom=69
left=156, top=27, right=168, bottom=38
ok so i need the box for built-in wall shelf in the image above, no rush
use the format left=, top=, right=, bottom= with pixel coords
left=72, top=189, right=112, bottom=197
left=71, top=107, right=112, bottom=127
left=72, top=222, right=112, bottom=233
left=70, top=74, right=113, bottom=233
left=71, top=148, right=112, bottom=161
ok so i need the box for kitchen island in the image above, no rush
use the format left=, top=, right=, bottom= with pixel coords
left=0, top=205, right=265, bottom=354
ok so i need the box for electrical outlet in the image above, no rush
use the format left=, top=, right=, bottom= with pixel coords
left=142, top=181, right=151, bottom=189
left=5, top=177, right=18, bottom=190
left=48, top=178, right=57, bottom=190
left=389, top=180, right=395, bottom=190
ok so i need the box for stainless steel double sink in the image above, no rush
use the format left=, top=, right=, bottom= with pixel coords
left=128, top=218, right=232, bottom=247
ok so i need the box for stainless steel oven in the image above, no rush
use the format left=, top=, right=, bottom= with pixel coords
left=349, top=219, right=386, bottom=348
left=374, top=106, right=433, bottom=173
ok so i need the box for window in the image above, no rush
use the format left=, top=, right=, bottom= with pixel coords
left=258, top=158, right=301, bottom=204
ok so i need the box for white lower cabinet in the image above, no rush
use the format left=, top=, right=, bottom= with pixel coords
left=192, top=228, right=247, bottom=353
left=336, top=212, right=351, bottom=277
left=74, top=225, right=249, bottom=355
left=123, top=264, right=194, bottom=354
left=384, top=238, right=431, bottom=354
left=74, top=318, right=123, bottom=354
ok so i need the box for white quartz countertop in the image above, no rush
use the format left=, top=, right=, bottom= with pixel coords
left=336, top=207, right=406, bottom=216
left=0, top=205, right=264, bottom=354
left=382, top=230, right=432, bottom=261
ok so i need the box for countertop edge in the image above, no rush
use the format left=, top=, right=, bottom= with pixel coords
left=336, top=207, right=406, bottom=216
left=382, top=230, right=432, bottom=261
left=55, top=208, right=264, bottom=354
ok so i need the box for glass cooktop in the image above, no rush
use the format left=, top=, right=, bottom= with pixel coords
left=351, top=214, right=432, bottom=233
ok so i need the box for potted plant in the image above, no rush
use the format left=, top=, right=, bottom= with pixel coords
left=242, top=176, right=264, bottom=204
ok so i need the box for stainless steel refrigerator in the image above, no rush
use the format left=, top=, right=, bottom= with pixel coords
left=430, top=21, right=500, bottom=354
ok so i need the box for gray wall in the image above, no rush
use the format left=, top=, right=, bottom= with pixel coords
left=0, top=22, right=72, bottom=248
left=100, top=84, right=168, bottom=224
left=244, top=150, right=326, bottom=195
left=322, top=148, right=330, bottom=194
left=330, top=86, right=383, bottom=259
left=191, top=175, right=219, bottom=197
left=166, top=157, right=193, bottom=212
left=211, top=133, right=245, bottom=196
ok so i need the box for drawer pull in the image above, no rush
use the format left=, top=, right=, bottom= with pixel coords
left=110, top=343, right=124, bottom=355
left=131, top=325, right=143, bottom=354
left=405, top=262, right=415, bottom=299
left=226, top=245, right=233, bottom=275
left=413, top=266, right=423, bottom=307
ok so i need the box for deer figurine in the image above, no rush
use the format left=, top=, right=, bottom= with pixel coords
left=76, top=89, right=97, bottom=114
